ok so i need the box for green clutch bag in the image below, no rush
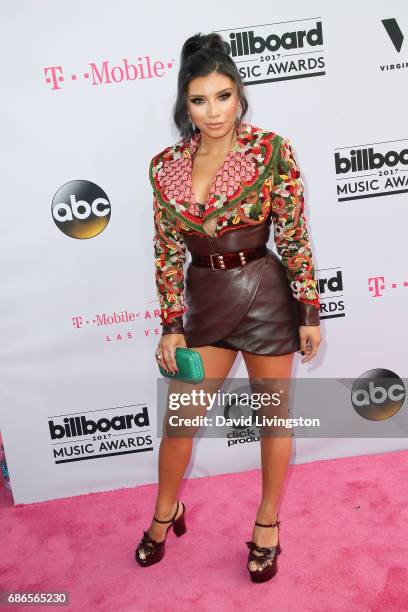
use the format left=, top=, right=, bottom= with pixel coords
left=158, top=347, right=204, bottom=384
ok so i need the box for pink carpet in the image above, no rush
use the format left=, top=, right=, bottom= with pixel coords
left=1, top=449, right=408, bottom=612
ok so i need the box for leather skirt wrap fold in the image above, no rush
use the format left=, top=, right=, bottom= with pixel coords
left=175, top=221, right=306, bottom=356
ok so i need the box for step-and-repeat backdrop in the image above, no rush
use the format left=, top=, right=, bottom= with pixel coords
left=1, top=0, right=407, bottom=503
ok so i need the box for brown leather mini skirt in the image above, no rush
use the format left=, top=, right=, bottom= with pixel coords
left=182, top=219, right=301, bottom=356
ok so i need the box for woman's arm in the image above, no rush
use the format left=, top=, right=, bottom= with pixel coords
left=269, top=136, right=320, bottom=326
left=152, top=192, right=187, bottom=334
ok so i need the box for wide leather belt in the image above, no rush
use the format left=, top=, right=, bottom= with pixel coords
left=191, top=245, right=268, bottom=271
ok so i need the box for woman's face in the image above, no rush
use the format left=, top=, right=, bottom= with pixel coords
left=186, top=72, right=240, bottom=140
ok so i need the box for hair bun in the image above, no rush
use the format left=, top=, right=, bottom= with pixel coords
left=180, top=32, right=228, bottom=64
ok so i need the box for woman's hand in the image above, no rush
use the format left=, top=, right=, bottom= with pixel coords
left=299, top=325, right=321, bottom=364
left=155, top=333, right=187, bottom=374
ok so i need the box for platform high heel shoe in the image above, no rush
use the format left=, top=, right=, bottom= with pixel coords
left=135, top=499, right=186, bottom=567
left=245, top=516, right=281, bottom=583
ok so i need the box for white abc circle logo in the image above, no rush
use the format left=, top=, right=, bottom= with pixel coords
left=52, top=180, right=111, bottom=238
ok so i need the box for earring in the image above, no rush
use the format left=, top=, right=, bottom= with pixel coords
left=188, top=114, right=196, bottom=131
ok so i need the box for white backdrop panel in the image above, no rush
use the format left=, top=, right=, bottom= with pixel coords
left=1, top=0, right=407, bottom=503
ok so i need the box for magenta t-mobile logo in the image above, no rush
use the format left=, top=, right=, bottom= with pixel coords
left=44, top=56, right=175, bottom=90
left=368, top=275, right=408, bottom=297
left=368, top=276, right=385, bottom=297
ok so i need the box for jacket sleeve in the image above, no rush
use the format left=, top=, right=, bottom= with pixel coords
left=269, top=136, right=320, bottom=326
left=152, top=191, right=187, bottom=334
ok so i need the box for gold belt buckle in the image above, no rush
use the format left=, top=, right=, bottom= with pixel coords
left=209, top=253, right=226, bottom=271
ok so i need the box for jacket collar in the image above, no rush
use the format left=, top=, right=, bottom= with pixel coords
left=150, top=121, right=279, bottom=232
left=187, top=120, right=255, bottom=160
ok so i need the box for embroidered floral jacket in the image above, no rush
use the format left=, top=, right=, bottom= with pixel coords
left=150, top=121, right=320, bottom=332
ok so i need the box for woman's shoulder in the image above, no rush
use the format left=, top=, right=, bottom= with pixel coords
left=244, top=121, right=283, bottom=143
left=242, top=123, right=292, bottom=167
left=149, top=136, right=188, bottom=171
left=148, top=140, right=188, bottom=200
left=248, top=123, right=296, bottom=164
left=241, top=123, right=291, bottom=178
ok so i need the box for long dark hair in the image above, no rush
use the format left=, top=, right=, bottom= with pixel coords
left=173, top=32, right=249, bottom=141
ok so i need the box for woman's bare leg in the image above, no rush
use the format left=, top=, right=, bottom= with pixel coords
left=241, top=350, right=295, bottom=570
left=146, top=345, right=238, bottom=542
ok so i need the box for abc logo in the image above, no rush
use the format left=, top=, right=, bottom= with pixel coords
left=52, top=180, right=111, bottom=238
left=351, top=368, right=405, bottom=421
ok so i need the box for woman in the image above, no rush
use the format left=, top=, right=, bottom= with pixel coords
left=135, top=32, right=321, bottom=583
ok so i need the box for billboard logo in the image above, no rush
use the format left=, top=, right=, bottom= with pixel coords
left=48, top=405, right=153, bottom=464
left=334, top=139, right=408, bottom=203
left=215, top=18, right=326, bottom=85
left=317, top=268, right=345, bottom=320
